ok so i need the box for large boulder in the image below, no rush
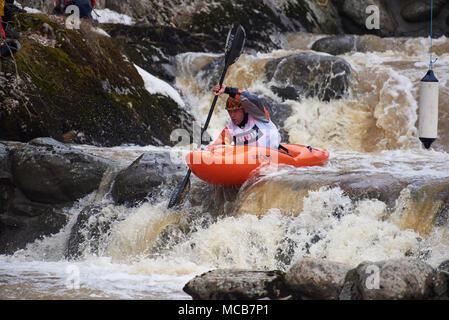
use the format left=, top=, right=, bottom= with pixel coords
left=0, top=12, right=192, bottom=147
left=111, top=152, right=187, bottom=206
left=0, top=187, right=68, bottom=254
left=285, top=258, right=353, bottom=299
left=183, top=269, right=289, bottom=300
left=400, top=0, right=448, bottom=23
left=283, top=0, right=343, bottom=34
left=340, top=258, right=436, bottom=300
left=99, top=0, right=344, bottom=52
left=264, top=53, right=352, bottom=102
left=340, top=0, right=397, bottom=37
left=11, top=138, right=111, bottom=204
left=102, top=24, right=221, bottom=83
left=0, top=142, right=69, bottom=254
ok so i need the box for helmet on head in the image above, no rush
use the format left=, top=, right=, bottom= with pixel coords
left=225, top=97, right=243, bottom=111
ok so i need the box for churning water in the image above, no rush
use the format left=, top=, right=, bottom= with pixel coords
left=1, top=33, right=449, bottom=299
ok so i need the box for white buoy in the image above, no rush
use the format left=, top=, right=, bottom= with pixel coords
left=418, top=69, right=439, bottom=149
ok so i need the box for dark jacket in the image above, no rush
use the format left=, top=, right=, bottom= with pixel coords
left=54, top=0, right=95, bottom=18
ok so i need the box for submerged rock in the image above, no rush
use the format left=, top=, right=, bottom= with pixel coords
left=183, top=269, right=289, bottom=300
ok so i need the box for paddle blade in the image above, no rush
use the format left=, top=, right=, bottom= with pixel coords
left=224, top=24, right=246, bottom=67
left=167, top=172, right=191, bottom=209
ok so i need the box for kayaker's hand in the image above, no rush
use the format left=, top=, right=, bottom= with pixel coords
left=214, top=84, right=226, bottom=96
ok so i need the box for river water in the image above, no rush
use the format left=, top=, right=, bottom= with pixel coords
left=1, top=33, right=449, bottom=300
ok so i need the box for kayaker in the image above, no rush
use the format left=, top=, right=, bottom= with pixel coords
left=208, top=84, right=281, bottom=150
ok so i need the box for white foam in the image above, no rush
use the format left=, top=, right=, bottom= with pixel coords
left=93, top=8, right=135, bottom=25
left=135, top=64, right=185, bottom=108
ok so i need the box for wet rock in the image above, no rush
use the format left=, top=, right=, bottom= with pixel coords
left=340, top=259, right=436, bottom=300
left=103, top=24, right=221, bottom=83
left=285, top=258, right=353, bottom=300
left=0, top=187, right=68, bottom=255
left=11, top=138, right=111, bottom=204
left=0, top=142, right=68, bottom=254
left=434, top=260, right=449, bottom=298
left=339, top=173, right=410, bottom=209
left=264, top=53, right=351, bottom=102
left=0, top=12, right=192, bottom=147
left=111, top=152, right=187, bottom=206
left=311, top=35, right=361, bottom=55
left=400, top=0, right=447, bottom=23
left=66, top=205, right=116, bottom=259
left=283, top=0, right=343, bottom=35
left=340, top=0, right=397, bottom=37
left=0, top=144, right=13, bottom=214
left=259, top=97, right=292, bottom=143
left=183, top=269, right=289, bottom=300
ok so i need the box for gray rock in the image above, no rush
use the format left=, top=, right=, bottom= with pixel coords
left=264, top=53, right=351, bottom=102
left=340, top=259, right=436, bottom=300
left=0, top=188, right=68, bottom=254
left=111, top=152, right=187, bottom=206
left=341, top=0, right=397, bottom=37
left=283, top=0, right=343, bottom=34
left=434, top=260, right=449, bottom=298
left=400, top=0, right=447, bottom=23
left=183, top=269, right=289, bottom=300
left=11, top=138, right=111, bottom=204
left=311, top=35, right=360, bottom=55
left=259, top=96, right=292, bottom=143
left=285, top=258, right=353, bottom=299
left=66, top=205, right=116, bottom=259
left=0, top=143, right=13, bottom=213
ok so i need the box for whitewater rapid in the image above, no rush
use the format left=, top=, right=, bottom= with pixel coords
left=1, top=33, right=449, bottom=299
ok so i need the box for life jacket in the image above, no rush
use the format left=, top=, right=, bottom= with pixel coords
left=225, top=114, right=281, bottom=150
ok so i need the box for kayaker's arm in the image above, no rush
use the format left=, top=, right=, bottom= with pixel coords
left=224, top=86, right=270, bottom=123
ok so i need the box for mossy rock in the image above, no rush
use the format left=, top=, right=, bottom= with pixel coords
left=0, top=12, right=192, bottom=146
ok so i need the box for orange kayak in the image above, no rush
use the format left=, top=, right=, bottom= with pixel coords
left=186, top=144, right=330, bottom=186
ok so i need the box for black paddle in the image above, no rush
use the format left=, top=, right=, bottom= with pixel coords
left=167, top=23, right=246, bottom=209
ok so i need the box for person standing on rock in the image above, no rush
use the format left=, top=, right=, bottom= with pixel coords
left=0, top=0, right=21, bottom=58
left=208, top=84, right=282, bottom=151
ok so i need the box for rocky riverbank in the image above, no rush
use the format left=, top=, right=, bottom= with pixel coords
left=183, top=257, right=449, bottom=300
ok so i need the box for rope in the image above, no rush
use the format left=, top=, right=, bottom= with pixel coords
left=429, top=0, right=438, bottom=70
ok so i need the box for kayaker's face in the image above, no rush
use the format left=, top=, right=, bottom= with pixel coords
left=228, top=109, right=244, bottom=126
